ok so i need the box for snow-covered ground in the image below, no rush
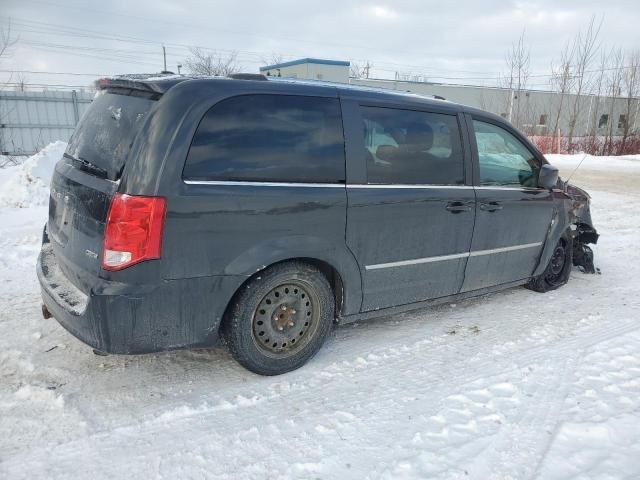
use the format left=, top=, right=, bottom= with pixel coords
left=0, top=147, right=639, bottom=479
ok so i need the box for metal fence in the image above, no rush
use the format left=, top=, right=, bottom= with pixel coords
left=0, top=89, right=94, bottom=156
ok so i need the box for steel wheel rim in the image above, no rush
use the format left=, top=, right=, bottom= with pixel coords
left=546, top=245, right=566, bottom=284
left=251, top=281, right=320, bottom=357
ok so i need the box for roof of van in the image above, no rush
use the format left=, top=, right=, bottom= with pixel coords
left=98, top=73, right=443, bottom=99
left=96, top=73, right=495, bottom=118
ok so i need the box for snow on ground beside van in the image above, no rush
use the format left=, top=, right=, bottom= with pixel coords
left=1, top=145, right=639, bottom=479
left=0, top=141, right=67, bottom=208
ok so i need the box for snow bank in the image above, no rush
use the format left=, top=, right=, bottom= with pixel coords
left=0, top=141, right=67, bottom=208
left=546, top=153, right=640, bottom=172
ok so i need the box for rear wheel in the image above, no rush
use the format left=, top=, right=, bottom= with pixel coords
left=223, top=261, right=334, bottom=375
left=526, top=237, right=573, bottom=293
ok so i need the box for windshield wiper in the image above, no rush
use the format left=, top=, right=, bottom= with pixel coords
left=65, top=153, right=108, bottom=179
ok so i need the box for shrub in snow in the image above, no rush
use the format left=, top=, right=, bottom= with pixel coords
left=0, top=141, right=67, bottom=208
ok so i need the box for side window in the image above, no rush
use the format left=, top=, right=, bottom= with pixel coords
left=472, top=120, right=540, bottom=187
left=184, top=95, right=345, bottom=183
left=361, top=106, right=464, bottom=185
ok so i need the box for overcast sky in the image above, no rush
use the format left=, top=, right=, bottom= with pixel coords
left=1, top=0, right=639, bottom=90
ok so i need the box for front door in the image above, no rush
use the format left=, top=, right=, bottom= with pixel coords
left=345, top=103, right=475, bottom=311
left=461, top=116, right=554, bottom=292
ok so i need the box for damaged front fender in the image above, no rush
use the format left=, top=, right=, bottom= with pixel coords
left=564, top=182, right=600, bottom=274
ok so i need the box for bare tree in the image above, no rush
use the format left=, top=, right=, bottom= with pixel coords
left=604, top=48, right=625, bottom=155
left=567, top=15, right=603, bottom=148
left=621, top=50, right=640, bottom=150
left=587, top=51, right=608, bottom=151
left=0, top=19, right=19, bottom=158
left=183, top=47, right=240, bottom=76
left=501, top=30, right=530, bottom=128
left=350, top=61, right=373, bottom=79
left=0, top=19, right=18, bottom=60
left=261, top=53, right=284, bottom=66
left=550, top=40, right=576, bottom=142
left=14, top=72, right=27, bottom=92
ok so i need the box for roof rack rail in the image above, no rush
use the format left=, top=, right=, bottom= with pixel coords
left=228, top=73, right=268, bottom=81
left=433, top=95, right=446, bottom=100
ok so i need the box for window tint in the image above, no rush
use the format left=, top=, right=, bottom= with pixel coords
left=184, top=95, right=345, bottom=183
left=361, top=107, right=464, bottom=185
left=473, top=120, right=540, bottom=187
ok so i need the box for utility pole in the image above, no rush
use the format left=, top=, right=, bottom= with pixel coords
left=162, top=45, right=167, bottom=72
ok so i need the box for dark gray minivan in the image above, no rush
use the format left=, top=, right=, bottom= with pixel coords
left=37, top=74, right=598, bottom=375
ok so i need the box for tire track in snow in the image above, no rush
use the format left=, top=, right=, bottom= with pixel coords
left=3, top=318, right=637, bottom=479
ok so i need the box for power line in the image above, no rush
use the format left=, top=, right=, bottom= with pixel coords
left=2, top=81, right=93, bottom=89
left=3, top=15, right=638, bottom=88
left=11, top=0, right=461, bottom=58
left=0, top=69, right=106, bottom=76
left=0, top=16, right=555, bottom=80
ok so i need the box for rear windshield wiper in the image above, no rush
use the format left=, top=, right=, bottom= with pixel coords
left=65, top=153, right=108, bottom=179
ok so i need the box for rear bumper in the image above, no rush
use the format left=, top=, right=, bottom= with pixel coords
left=37, top=243, right=246, bottom=354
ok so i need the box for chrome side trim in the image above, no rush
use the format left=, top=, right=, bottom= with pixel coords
left=365, top=252, right=469, bottom=270
left=468, top=242, right=542, bottom=257
left=348, top=184, right=473, bottom=190
left=184, top=180, right=346, bottom=188
left=184, top=180, right=543, bottom=192
left=365, top=242, right=543, bottom=270
left=474, top=186, right=543, bottom=192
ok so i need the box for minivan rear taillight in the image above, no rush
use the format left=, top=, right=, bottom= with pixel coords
left=102, top=194, right=167, bottom=271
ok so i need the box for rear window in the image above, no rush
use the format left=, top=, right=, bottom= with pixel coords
left=66, top=92, right=155, bottom=180
left=183, top=94, right=345, bottom=183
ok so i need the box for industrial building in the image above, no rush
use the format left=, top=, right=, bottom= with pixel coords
left=261, top=58, right=639, bottom=140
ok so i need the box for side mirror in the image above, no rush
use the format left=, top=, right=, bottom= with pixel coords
left=538, top=164, right=559, bottom=190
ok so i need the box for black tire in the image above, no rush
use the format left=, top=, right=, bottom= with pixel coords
left=526, top=237, right=573, bottom=293
left=223, top=261, right=334, bottom=375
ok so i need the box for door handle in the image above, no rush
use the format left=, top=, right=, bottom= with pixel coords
left=480, top=201, right=503, bottom=212
left=446, top=201, right=472, bottom=214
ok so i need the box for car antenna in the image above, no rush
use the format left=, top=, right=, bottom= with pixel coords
left=565, top=153, right=588, bottom=184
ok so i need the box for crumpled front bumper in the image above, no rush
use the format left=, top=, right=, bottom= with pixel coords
left=565, top=182, right=599, bottom=274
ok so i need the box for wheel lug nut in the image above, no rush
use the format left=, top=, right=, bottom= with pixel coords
left=288, top=322, right=294, bottom=327
left=281, top=305, right=287, bottom=310
left=278, top=326, right=284, bottom=331
left=291, top=310, right=296, bottom=314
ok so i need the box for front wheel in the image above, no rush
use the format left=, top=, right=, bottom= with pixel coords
left=223, top=261, right=334, bottom=375
left=526, top=237, right=573, bottom=293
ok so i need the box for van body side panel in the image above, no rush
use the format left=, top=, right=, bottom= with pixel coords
left=151, top=81, right=360, bottom=316
left=164, top=183, right=358, bottom=316
left=347, top=186, right=475, bottom=311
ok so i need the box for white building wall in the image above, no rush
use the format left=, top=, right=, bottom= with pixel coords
left=351, top=78, right=639, bottom=138
left=259, top=59, right=638, bottom=138
left=262, top=63, right=349, bottom=83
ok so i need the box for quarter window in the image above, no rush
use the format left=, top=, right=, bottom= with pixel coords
left=361, top=106, right=464, bottom=185
left=184, top=95, right=345, bottom=183
left=472, top=120, right=539, bottom=187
